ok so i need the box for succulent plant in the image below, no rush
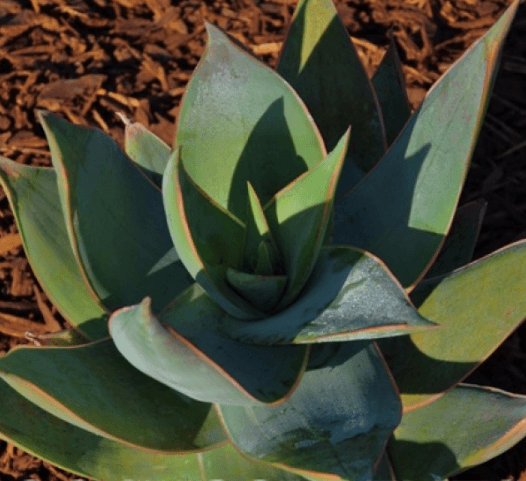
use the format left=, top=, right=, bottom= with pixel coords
left=0, top=0, right=525, bottom=480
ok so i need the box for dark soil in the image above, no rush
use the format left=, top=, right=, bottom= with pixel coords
left=0, top=0, right=525, bottom=479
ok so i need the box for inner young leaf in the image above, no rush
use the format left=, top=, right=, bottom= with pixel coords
left=243, top=182, right=283, bottom=276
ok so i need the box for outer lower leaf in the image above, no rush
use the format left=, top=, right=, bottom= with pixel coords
left=221, top=246, right=436, bottom=345
left=0, top=339, right=225, bottom=452
left=277, top=0, right=386, bottom=187
left=39, top=110, right=194, bottom=312
left=163, top=149, right=262, bottom=320
left=200, top=443, right=307, bottom=481
left=0, top=158, right=107, bottom=341
left=379, top=239, right=526, bottom=410
left=122, top=115, right=171, bottom=188
left=265, top=129, right=350, bottom=309
left=175, top=23, right=326, bottom=222
left=333, top=1, right=518, bottom=289
left=218, top=342, right=401, bottom=481
left=0, top=377, right=305, bottom=481
left=0, top=375, right=203, bottom=481
left=372, top=31, right=412, bottom=146
left=389, top=384, right=526, bottom=481
left=109, top=292, right=308, bottom=406
left=425, top=199, right=486, bottom=278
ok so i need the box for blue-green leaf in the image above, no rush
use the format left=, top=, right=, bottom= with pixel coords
left=39, top=110, right=194, bottom=312
left=218, top=342, right=401, bottom=480
left=0, top=158, right=107, bottom=340
left=333, top=1, right=518, bottom=288
left=221, top=246, right=436, bottom=345
left=175, top=23, right=326, bottom=222
left=278, top=0, right=386, bottom=187
left=109, top=291, right=308, bottom=406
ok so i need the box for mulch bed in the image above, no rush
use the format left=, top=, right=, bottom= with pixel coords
left=1, top=0, right=526, bottom=479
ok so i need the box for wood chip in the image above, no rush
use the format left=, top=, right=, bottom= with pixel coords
left=0, top=311, right=48, bottom=338
left=10, top=263, right=33, bottom=297
left=33, top=285, right=62, bottom=332
left=0, top=233, right=22, bottom=256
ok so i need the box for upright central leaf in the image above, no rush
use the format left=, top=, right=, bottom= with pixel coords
left=277, top=0, right=386, bottom=189
left=175, top=23, right=326, bottom=223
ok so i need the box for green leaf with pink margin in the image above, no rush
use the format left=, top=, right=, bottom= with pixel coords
left=121, top=115, right=171, bottom=188
left=265, top=129, right=350, bottom=309
left=38, top=110, right=193, bottom=313
left=333, top=1, right=519, bottom=289
left=372, top=31, right=412, bottom=147
left=0, top=158, right=107, bottom=340
left=217, top=342, right=401, bottom=481
left=163, top=148, right=262, bottom=320
left=174, top=23, right=326, bottom=223
left=278, top=0, right=386, bottom=187
left=109, top=291, right=308, bottom=406
left=0, top=339, right=225, bottom=452
left=425, top=199, right=486, bottom=278
left=389, top=384, right=526, bottom=481
left=378, top=239, right=526, bottom=411
left=220, top=246, right=436, bottom=345
left=0, top=377, right=306, bottom=480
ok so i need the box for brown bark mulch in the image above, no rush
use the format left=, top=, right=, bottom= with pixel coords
left=1, top=0, right=526, bottom=479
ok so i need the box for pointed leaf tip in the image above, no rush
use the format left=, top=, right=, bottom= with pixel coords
left=110, top=290, right=308, bottom=406
left=267, top=127, right=350, bottom=310
left=175, top=16, right=325, bottom=222
left=333, top=0, right=519, bottom=289
left=38, top=111, right=193, bottom=313
left=162, top=149, right=260, bottom=320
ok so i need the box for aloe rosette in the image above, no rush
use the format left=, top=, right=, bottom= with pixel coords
left=0, top=0, right=525, bottom=480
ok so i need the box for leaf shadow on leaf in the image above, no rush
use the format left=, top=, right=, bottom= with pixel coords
left=388, top=438, right=460, bottom=481
left=334, top=104, right=451, bottom=288
left=189, top=200, right=328, bottom=319
left=278, top=3, right=386, bottom=188
left=228, top=97, right=310, bottom=222
left=75, top=313, right=110, bottom=341
left=97, top=243, right=194, bottom=315
left=377, top=264, right=476, bottom=396
left=378, top=334, right=477, bottom=396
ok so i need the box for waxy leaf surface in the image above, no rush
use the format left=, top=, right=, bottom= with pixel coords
left=389, top=384, right=526, bottom=481
left=109, top=292, right=308, bottom=406
left=218, top=342, right=401, bottom=481
left=278, top=0, right=386, bottom=186
left=333, top=1, right=518, bottom=288
left=163, top=149, right=261, bottom=320
left=265, top=129, right=350, bottom=308
left=0, top=339, right=225, bottom=452
left=175, top=23, right=325, bottom=222
left=0, top=378, right=305, bottom=480
left=200, top=443, right=306, bottom=481
left=242, top=182, right=280, bottom=274
left=123, top=117, right=171, bottom=188
left=379, top=239, right=526, bottom=410
left=0, top=159, right=107, bottom=340
left=39, top=110, right=193, bottom=313
left=226, top=267, right=287, bottom=312
left=172, top=151, right=246, bottom=271
left=222, top=246, right=435, bottom=345
left=425, top=199, right=486, bottom=278
left=372, top=32, right=412, bottom=146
